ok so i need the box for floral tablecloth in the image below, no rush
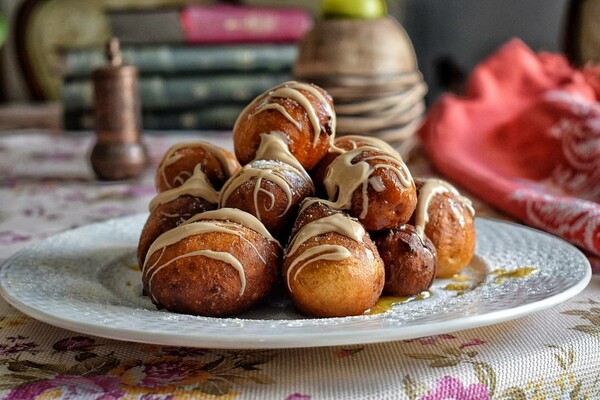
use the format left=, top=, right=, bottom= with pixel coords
left=0, top=132, right=598, bottom=400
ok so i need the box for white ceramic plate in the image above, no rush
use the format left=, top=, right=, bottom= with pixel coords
left=0, top=215, right=591, bottom=349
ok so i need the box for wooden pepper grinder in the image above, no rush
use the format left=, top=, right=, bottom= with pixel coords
left=90, top=38, right=147, bottom=180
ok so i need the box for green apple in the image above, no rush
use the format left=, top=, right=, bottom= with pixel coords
left=321, top=0, right=387, bottom=19
left=0, top=15, right=6, bottom=48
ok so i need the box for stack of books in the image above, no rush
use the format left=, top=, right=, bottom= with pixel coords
left=62, top=3, right=312, bottom=130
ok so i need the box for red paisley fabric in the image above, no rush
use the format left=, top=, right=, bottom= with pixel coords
left=419, top=39, right=600, bottom=263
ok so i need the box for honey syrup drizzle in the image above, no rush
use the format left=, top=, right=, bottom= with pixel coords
left=491, top=267, right=539, bottom=284
left=441, top=266, right=540, bottom=296
left=366, top=291, right=432, bottom=315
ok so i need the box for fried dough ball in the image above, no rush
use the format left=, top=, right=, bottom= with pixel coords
left=289, top=198, right=340, bottom=237
left=137, top=167, right=218, bottom=268
left=374, top=224, right=437, bottom=296
left=283, top=199, right=384, bottom=317
left=233, top=81, right=335, bottom=171
left=137, top=196, right=216, bottom=270
left=411, top=178, right=476, bottom=278
left=220, top=132, right=315, bottom=242
left=323, top=147, right=417, bottom=231
left=312, top=135, right=402, bottom=195
left=156, top=141, right=240, bottom=192
left=219, top=159, right=315, bottom=242
left=142, top=208, right=282, bottom=317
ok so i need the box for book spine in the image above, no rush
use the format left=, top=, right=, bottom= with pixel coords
left=61, top=73, right=291, bottom=111
left=65, top=45, right=297, bottom=78
left=65, top=105, right=245, bottom=130
left=146, top=105, right=245, bottom=130
left=108, top=9, right=184, bottom=44
left=180, top=5, right=312, bottom=44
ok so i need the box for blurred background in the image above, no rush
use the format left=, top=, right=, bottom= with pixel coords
left=0, top=0, right=587, bottom=131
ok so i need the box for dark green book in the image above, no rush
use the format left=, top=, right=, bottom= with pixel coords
left=61, top=73, right=291, bottom=111
left=64, top=105, right=246, bottom=130
left=63, top=44, right=297, bottom=78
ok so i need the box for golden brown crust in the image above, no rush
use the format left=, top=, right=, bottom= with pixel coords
left=350, top=150, right=417, bottom=231
left=290, top=198, right=341, bottom=237
left=137, top=196, right=216, bottom=269
left=310, top=138, right=356, bottom=195
left=143, top=221, right=282, bottom=317
left=142, top=82, right=480, bottom=318
left=233, top=83, right=334, bottom=171
left=411, top=181, right=476, bottom=278
left=310, top=151, right=338, bottom=197
left=156, top=145, right=240, bottom=192
left=283, top=202, right=384, bottom=317
left=374, top=225, right=437, bottom=296
left=312, top=135, right=402, bottom=194
left=284, top=233, right=384, bottom=317
left=334, top=136, right=399, bottom=153
left=219, top=160, right=315, bottom=242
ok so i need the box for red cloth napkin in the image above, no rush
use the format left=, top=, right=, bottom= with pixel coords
left=419, top=39, right=600, bottom=266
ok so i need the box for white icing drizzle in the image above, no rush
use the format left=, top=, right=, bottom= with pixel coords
left=220, top=134, right=314, bottom=220
left=288, top=81, right=336, bottom=135
left=255, top=103, right=301, bottom=129
left=368, top=176, right=385, bottom=192
left=219, top=163, right=300, bottom=220
left=288, top=245, right=351, bottom=291
left=285, top=213, right=366, bottom=292
left=286, top=214, right=365, bottom=257
left=270, top=86, right=321, bottom=145
left=182, top=208, right=279, bottom=245
left=143, top=221, right=254, bottom=300
left=253, top=132, right=312, bottom=183
left=145, top=221, right=242, bottom=271
left=149, top=165, right=218, bottom=211
left=331, top=135, right=402, bottom=160
left=148, top=249, right=246, bottom=299
left=414, top=178, right=476, bottom=239
left=323, top=146, right=414, bottom=219
left=172, top=170, right=193, bottom=187
left=158, top=141, right=239, bottom=189
left=298, top=197, right=329, bottom=215
left=142, top=208, right=280, bottom=302
left=144, top=247, right=165, bottom=281
left=159, top=211, right=193, bottom=219
left=235, top=81, right=336, bottom=148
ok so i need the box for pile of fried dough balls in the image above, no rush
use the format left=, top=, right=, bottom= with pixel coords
left=137, top=81, right=475, bottom=318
